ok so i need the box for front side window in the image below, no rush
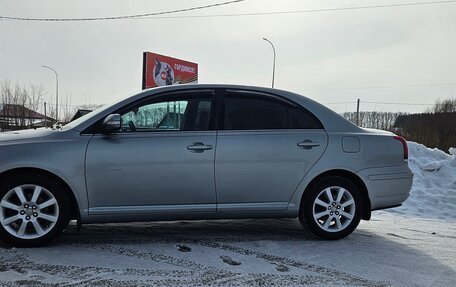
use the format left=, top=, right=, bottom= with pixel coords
left=120, top=95, right=212, bottom=132
left=223, top=94, right=322, bottom=130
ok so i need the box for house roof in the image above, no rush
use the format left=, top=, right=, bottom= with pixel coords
left=0, top=104, right=54, bottom=121
left=70, top=109, right=92, bottom=122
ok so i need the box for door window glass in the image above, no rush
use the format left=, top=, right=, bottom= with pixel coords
left=224, top=94, right=322, bottom=130
left=120, top=96, right=211, bottom=132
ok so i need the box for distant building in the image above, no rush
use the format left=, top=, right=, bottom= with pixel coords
left=69, top=109, right=92, bottom=122
left=0, top=104, right=55, bottom=131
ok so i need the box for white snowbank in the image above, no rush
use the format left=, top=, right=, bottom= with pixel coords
left=386, top=141, right=456, bottom=219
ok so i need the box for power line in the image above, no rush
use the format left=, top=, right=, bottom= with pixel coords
left=41, top=103, right=103, bottom=108
left=138, top=0, right=456, bottom=19
left=322, top=101, right=436, bottom=107
left=1, top=0, right=454, bottom=22
left=0, top=0, right=244, bottom=22
left=323, top=100, right=436, bottom=114
left=303, top=82, right=456, bottom=91
left=51, top=101, right=434, bottom=108
left=362, top=101, right=434, bottom=105
left=323, top=101, right=356, bottom=105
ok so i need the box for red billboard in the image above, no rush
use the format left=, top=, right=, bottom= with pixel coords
left=142, top=52, right=198, bottom=89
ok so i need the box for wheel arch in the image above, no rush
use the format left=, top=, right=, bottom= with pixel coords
left=0, top=167, right=80, bottom=221
left=300, top=169, right=372, bottom=220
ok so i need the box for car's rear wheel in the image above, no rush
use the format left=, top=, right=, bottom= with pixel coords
left=0, top=173, right=70, bottom=247
left=299, top=176, right=363, bottom=240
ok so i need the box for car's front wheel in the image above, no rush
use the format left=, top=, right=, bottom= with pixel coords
left=0, top=173, right=70, bottom=247
left=299, top=176, right=363, bottom=240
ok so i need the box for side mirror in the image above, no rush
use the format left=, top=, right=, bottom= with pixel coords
left=101, top=114, right=121, bottom=133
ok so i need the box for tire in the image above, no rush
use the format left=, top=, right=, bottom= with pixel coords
left=0, top=173, right=71, bottom=247
left=299, top=176, right=363, bottom=240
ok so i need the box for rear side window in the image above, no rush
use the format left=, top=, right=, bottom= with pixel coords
left=288, top=106, right=322, bottom=129
left=223, top=94, right=322, bottom=130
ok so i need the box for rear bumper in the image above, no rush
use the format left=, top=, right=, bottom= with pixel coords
left=356, top=164, right=414, bottom=210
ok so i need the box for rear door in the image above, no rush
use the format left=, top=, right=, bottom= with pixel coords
left=215, top=89, right=327, bottom=212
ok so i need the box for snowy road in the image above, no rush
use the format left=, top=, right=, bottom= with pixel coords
left=0, top=213, right=454, bottom=286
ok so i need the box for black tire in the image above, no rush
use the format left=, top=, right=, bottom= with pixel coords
left=0, top=173, right=71, bottom=247
left=299, top=176, right=363, bottom=240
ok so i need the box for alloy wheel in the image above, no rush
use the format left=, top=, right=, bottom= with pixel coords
left=0, top=184, right=59, bottom=239
left=312, top=186, right=356, bottom=232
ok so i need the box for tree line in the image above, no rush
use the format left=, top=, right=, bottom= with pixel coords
left=341, top=98, right=455, bottom=152
left=0, top=80, right=100, bottom=130
left=393, top=99, right=456, bottom=152
left=0, top=80, right=46, bottom=129
left=341, top=111, right=404, bottom=131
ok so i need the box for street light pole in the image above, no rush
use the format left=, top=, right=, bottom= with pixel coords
left=262, top=38, right=276, bottom=88
left=42, top=65, right=58, bottom=123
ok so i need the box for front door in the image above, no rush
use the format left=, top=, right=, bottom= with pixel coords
left=85, top=90, right=217, bottom=215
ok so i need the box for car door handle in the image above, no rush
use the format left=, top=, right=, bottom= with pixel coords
left=187, top=142, right=213, bottom=152
left=297, top=140, right=320, bottom=149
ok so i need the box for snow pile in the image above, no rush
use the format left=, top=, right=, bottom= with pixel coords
left=386, top=141, right=456, bottom=219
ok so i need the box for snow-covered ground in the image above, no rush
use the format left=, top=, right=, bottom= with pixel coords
left=0, top=142, right=455, bottom=286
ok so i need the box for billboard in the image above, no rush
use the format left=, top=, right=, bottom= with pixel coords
left=142, top=52, right=198, bottom=89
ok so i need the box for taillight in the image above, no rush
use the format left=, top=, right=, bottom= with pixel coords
left=394, top=136, right=408, bottom=160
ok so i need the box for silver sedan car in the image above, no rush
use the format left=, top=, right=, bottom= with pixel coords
left=0, top=85, right=413, bottom=247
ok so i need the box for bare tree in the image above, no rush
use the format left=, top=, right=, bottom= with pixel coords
left=28, top=84, right=45, bottom=114
left=0, top=79, right=47, bottom=130
left=395, top=97, right=456, bottom=152
left=77, top=103, right=103, bottom=110
left=427, top=98, right=456, bottom=113
left=46, top=97, right=56, bottom=124
left=61, top=94, right=75, bottom=123
left=342, top=111, right=404, bottom=131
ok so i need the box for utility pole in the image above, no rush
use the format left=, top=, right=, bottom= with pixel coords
left=356, top=99, right=360, bottom=126
left=42, top=65, right=59, bottom=123
left=44, top=102, right=47, bottom=128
